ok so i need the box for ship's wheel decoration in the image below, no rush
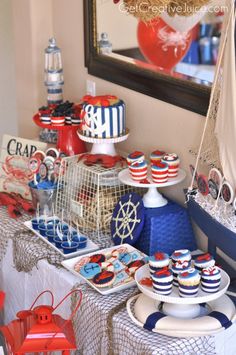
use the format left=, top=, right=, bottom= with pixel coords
left=111, top=193, right=145, bottom=245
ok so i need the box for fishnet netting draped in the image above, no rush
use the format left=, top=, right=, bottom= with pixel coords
left=71, top=283, right=216, bottom=355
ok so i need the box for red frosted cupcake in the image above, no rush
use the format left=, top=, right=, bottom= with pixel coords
left=129, top=160, right=148, bottom=181
left=151, top=162, right=168, bottom=183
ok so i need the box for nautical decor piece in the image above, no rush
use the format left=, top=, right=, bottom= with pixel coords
left=44, top=38, right=64, bottom=105
left=111, top=193, right=145, bottom=245
left=0, top=289, right=82, bottom=354
left=137, top=18, right=192, bottom=70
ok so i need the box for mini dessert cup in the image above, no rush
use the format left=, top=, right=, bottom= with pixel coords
left=178, top=268, right=200, bottom=298
left=194, top=253, right=215, bottom=272
left=151, top=162, right=168, bottom=183
left=150, top=150, right=165, bottom=165
left=72, top=235, right=88, bottom=249
left=127, top=151, right=145, bottom=166
left=46, top=230, right=57, bottom=243
left=152, top=267, right=173, bottom=295
left=53, top=235, right=67, bottom=249
left=171, top=249, right=191, bottom=267
left=201, top=266, right=221, bottom=293
left=61, top=241, right=79, bottom=254
left=31, top=218, right=44, bottom=230
left=129, top=160, right=148, bottom=181
left=171, top=260, right=191, bottom=287
left=51, top=116, right=65, bottom=126
left=38, top=223, right=47, bottom=237
left=149, top=252, right=169, bottom=275
left=65, top=116, right=72, bottom=125
left=40, top=115, right=51, bottom=125
left=59, top=223, right=69, bottom=233
left=162, top=153, right=180, bottom=178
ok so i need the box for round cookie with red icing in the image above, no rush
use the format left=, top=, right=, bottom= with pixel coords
left=92, top=270, right=115, bottom=288
left=127, top=259, right=145, bottom=275
left=89, top=253, right=106, bottom=264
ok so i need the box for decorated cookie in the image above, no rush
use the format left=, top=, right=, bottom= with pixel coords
left=89, top=253, right=106, bottom=264
left=112, top=259, right=126, bottom=273
left=92, top=270, right=115, bottom=288
left=74, top=256, right=90, bottom=272
left=197, top=174, right=209, bottom=196
left=127, top=259, right=145, bottom=275
left=101, top=261, right=114, bottom=272
left=208, top=179, right=219, bottom=200
left=32, top=150, right=46, bottom=161
left=113, top=270, right=131, bottom=287
left=119, top=252, right=132, bottom=265
left=221, top=181, right=234, bottom=204
left=80, top=263, right=101, bottom=279
left=130, top=250, right=143, bottom=261
left=208, top=168, right=223, bottom=189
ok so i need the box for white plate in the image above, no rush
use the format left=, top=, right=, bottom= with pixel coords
left=135, top=264, right=230, bottom=304
left=62, top=244, right=147, bottom=295
left=24, top=220, right=99, bottom=259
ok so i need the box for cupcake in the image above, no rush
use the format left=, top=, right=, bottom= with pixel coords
left=129, top=160, right=148, bottom=181
left=127, top=151, right=145, bottom=166
left=152, top=267, right=173, bottom=295
left=162, top=153, right=180, bottom=178
left=171, top=260, right=191, bottom=287
left=178, top=268, right=200, bottom=298
left=194, top=253, right=215, bottom=272
left=40, top=113, right=51, bottom=125
left=150, top=150, right=165, bottom=165
left=149, top=252, right=169, bottom=274
left=51, top=114, right=65, bottom=126
left=151, top=162, right=168, bottom=183
left=201, top=266, right=221, bottom=293
left=171, top=249, right=191, bottom=267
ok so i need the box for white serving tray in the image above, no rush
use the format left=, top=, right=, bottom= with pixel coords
left=62, top=244, right=147, bottom=295
left=24, top=220, right=99, bottom=259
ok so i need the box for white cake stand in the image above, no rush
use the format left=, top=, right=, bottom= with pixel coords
left=134, top=264, right=230, bottom=319
left=77, top=129, right=129, bottom=156
left=118, top=168, right=186, bottom=208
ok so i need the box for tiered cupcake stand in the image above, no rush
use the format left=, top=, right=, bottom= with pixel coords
left=77, top=129, right=130, bottom=156
left=118, top=168, right=186, bottom=208
left=126, top=264, right=235, bottom=337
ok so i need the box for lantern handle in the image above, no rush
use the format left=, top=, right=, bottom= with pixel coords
left=29, top=290, right=54, bottom=310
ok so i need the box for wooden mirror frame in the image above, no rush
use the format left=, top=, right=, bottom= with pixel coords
left=84, top=0, right=211, bottom=116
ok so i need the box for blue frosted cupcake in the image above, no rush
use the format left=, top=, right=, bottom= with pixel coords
left=149, top=252, right=169, bottom=275
left=178, top=268, right=200, bottom=298
left=152, top=267, right=173, bottom=295
left=201, top=266, right=221, bottom=293
left=194, top=253, right=215, bottom=272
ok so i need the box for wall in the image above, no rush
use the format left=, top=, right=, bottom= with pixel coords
left=0, top=0, right=18, bottom=143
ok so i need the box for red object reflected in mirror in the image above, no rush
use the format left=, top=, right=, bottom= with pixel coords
left=137, top=18, right=192, bottom=71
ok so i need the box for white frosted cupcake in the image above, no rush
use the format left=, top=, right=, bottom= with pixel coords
left=201, top=266, right=221, bottom=293
left=171, top=249, right=191, bottom=267
left=178, top=268, right=200, bottom=298
left=149, top=252, right=169, bottom=274
left=171, top=260, right=191, bottom=287
left=162, top=153, right=180, bottom=178
left=152, top=267, right=173, bottom=295
left=194, top=253, right=215, bottom=272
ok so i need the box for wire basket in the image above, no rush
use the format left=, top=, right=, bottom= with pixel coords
left=55, top=155, right=137, bottom=239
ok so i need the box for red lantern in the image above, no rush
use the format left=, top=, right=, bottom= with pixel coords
left=0, top=289, right=82, bottom=355
left=137, top=18, right=192, bottom=71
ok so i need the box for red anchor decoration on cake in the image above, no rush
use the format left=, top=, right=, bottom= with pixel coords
left=196, top=253, right=211, bottom=261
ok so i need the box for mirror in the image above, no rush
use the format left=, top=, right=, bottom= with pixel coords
left=84, top=0, right=226, bottom=115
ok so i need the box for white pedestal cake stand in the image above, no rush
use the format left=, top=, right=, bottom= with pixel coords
left=77, top=129, right=129, bottom=156
left=134, top=264, right=230, bottom=319
left=118, top=168, right=186, bottom=208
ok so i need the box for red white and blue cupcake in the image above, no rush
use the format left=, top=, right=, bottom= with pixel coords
left=151, top=162, right=168, bottom=183
left=201, top=266, right=221, bottom=293
left=171, top=260, right=191, bottom=287
left=194, top=253, right=215, bottom=272
left=150, top=150, right=165, bottom=165
left=129, top=160, right=148, bottom=181
left=152, top=267, right=173, bottom=295
left=162, top=153, right=180, bottom=178
left=178, top=268, right=200, bottom=298
left=149, top=252, right=169, bottom=275
left=127, top=151, right=145, bottom=166
left=171, top=249, right=191, bottom=267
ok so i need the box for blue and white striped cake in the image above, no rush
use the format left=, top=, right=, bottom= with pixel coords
left=80, top=97, right=126, bottom=139
left=152, top=268, right=173, bottom=295
left=178, top=268, right=200, bottom=298
left=201, top=266, right=221, bottom=293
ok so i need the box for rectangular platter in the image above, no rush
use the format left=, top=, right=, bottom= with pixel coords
left=61, top=244, right=147, bottom=295
left=24, top=220, right=99, bottom=259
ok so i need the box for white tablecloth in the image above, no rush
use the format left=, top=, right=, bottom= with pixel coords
left=1, top=240, right=236, bottom=355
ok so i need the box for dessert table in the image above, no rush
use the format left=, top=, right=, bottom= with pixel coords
left=0, top=207, right=235, bottom=355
